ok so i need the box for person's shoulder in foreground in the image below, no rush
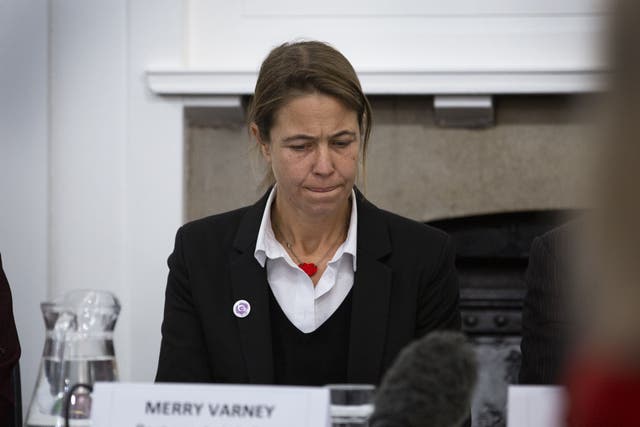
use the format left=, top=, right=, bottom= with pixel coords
left=0, top=254, right=21, bottom=424
left=519, top=221, right=576, bottom=385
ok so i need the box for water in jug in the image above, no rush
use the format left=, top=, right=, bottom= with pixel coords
left=25, top=290, right=120, bottom=427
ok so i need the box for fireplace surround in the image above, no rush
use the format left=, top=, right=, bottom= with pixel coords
left=185, top=95, right=594, bottom=223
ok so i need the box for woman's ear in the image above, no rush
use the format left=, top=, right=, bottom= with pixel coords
left=261, top=143, right=271, bottom=162
left=251, top=123, right=271, bottom=162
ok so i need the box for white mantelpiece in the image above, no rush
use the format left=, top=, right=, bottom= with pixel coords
left=146, top=69, right=605, bottom=96
left=146, top=0, right=608, bottom=97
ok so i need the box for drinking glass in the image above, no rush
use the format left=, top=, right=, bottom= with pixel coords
left=326, top=384, right=375, bottom=426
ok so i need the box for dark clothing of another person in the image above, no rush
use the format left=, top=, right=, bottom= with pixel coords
left=519, top=226, right=571, bottom=385
left=270, top=288, right=352, bottom=385
left=0, top=254, right=21, bottom=423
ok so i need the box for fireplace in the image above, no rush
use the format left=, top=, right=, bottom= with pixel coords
left=429, top=210, right=573, bottom=426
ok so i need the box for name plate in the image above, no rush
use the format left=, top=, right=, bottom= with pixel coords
left=507, top=385, right=566, bottom=427
left=91, top=382, right=330, bottom=427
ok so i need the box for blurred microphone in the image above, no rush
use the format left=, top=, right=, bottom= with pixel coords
left=370, top=331, right=477, bottom=427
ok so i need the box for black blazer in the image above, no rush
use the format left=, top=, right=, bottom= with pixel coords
left=519, top=225, right=572, bottom=385
left=156, top=189, right=461, bottom=385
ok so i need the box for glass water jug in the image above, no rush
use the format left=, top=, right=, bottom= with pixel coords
left=25, top=290, right=120, bottom=427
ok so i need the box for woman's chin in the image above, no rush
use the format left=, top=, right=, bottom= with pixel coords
left=300, top=187, right=351, bottom=216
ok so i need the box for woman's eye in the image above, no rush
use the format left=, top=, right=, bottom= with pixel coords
left=333, top=140, right=353, bottom=147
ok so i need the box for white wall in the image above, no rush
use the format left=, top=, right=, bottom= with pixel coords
left=146, top=1, right=606, bottom=96
left=48, top=0, right=134, bottom=385
left=0, top=0, right=49, bottom=413
left=126, top=0, right=185, bottom=382
left=187, top=0, right=605, bottom=72
left=1, top=0, right=187, bottom=414
left=48, top=0, right=186, bottom=385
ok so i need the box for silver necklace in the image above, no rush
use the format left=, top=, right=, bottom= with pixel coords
left=272, top=219, right=347, bottom=277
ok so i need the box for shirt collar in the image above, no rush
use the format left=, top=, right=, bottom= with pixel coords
left=254, top=186, right=279, bottom=267
left=254, top=186, right=358, bottom=271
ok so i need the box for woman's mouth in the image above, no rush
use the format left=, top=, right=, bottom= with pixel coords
left=306, top=185, right=340, bottom=193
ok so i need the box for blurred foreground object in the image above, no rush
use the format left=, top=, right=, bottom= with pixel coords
left=25, top=290, right=120, bottom=427
left=0, top=254, right=21, bottom=425
left=566, top=355, right=640, bottom=427
left=370, top=331, right=476, bottom=427
left=564, top=0, right=640, bottom=425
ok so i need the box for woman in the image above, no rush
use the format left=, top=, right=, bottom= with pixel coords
left=156, top=41, right=461, bottom=386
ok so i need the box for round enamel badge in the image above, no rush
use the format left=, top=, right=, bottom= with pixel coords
left=233, top=299, right=251, bottom=318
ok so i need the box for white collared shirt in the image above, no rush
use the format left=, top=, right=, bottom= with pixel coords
left=254, top=186, right=358, bottom=333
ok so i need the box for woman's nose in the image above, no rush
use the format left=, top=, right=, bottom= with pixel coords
left=312, top=144, right=335, bottom=175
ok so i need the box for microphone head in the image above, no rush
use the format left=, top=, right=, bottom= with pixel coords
left=370, top=331, right=477, bottom=427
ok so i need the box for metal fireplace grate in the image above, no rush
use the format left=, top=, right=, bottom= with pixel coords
left=428, top=210, right=570, bottom=427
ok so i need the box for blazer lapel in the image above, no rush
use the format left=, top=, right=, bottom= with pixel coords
left=347, top=191, right=393, bottom=383
left=230, top=190, right=274, bottom=384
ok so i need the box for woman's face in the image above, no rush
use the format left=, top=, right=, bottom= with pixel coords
left=254, top=92, right=361, bottom=219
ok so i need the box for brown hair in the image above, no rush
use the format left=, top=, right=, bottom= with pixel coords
left=247, top=40, right=373, bottom=187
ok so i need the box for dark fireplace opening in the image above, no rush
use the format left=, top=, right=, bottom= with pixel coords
left=427, top=210, right=573, bottom=427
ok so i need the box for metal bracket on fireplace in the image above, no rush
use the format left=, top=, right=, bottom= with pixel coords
left=434, top=95, right=494, bottom=129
